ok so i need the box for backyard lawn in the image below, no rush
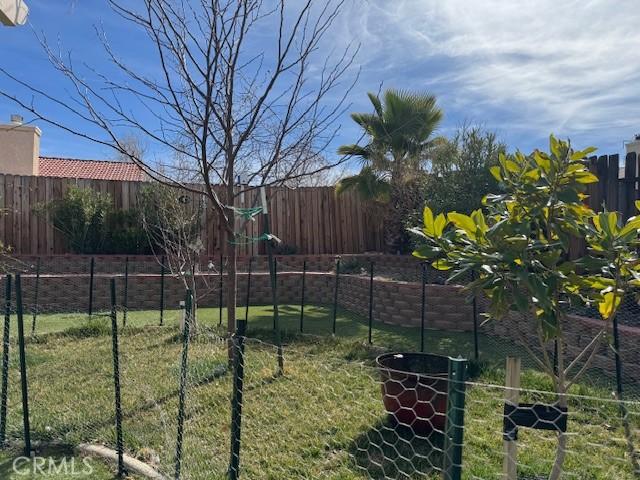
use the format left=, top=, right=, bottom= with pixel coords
left=0, top=305, right=637, bottom=479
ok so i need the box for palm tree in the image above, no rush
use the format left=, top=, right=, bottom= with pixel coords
left=336, top=89, right=443, bottom=251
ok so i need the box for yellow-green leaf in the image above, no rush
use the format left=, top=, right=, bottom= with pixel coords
left=434, top=213, right=447, bottom=237
left=505, top=160, right=519, bottom=173
left=490, top=165, right=502, bottom=182
left=570, top=146, right=597, bottom=161
left=534, top=151, right=551, bottom=172
left=573, top=171, right=599, bottom=184
left=432, top=259, right=452, bottom=271
left=422, top=206, right=435, bottom=236
left=447, top=212, right=477, bottom=238
left=620, top=215, right=640, bottom=237
left=598, top=291, right=621, bottom=320
left=471, top=209, right=488, bottom=233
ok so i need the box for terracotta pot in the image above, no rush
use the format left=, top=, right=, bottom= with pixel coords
left=376, top=352, right=449, bottom=433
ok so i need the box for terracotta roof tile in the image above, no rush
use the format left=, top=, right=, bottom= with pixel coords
left=39, top=157, right=146, bottom=182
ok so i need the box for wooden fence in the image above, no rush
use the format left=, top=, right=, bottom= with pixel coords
left=0, top=174, right=384, bottom=256
left=585, top=152, right=639, bottom=219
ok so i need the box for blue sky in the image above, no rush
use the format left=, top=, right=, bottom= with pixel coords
left=1, top=0, right=639, bottom=170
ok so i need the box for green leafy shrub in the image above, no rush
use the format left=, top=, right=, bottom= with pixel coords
left=103, top=209, right=153, bottom=254
left=36, top=186, right=151, bottom=254
left=36, top=186, right=111, bottom=254
left=411, top=135, right=640, bottom=478
left=272, top=242, right=298, bottom=255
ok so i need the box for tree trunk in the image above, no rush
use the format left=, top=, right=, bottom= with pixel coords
left=226, top=239, right=238, bottom=359
left=549, top=337, right=568, bottom=480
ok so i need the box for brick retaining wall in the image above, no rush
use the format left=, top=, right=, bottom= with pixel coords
left=2, top=254, right=639, bottom=382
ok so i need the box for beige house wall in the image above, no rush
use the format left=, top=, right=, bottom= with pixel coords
left=0, top=123, right=41, bottom=175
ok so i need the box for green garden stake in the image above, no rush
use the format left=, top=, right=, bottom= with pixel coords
left=88, top=257, right=95, bottom=317
left=613, top=313, right=624, bottom=396
left=0, top=275, right=12, bottom=446
left=110, top=279, right=125, bottom=477
left=219, top=253, right=224, bottom=327
left=420, top=262, right=426, bottom=353
left=471, top=270, right=479, bottom=361
left=299, top=260, right=307, bottom=333
left=443, top=357, right=468, bottom=480
left=368, top=261, right=374, bottom=344
left=261, top=186, right=283, bottom=374
left=175, top=289, right=193, bottom=480
left=332, top=258, right=341, bottom=335
left=123, top=257, right=129, bottom=328
left=160, top=255, right=166, bottom=326
left=273, top=258, right=278, bottom=331
left=245, top=257, right=253, bottom=326
left=15, top=274, right=31, bottom=457
left=31, top=257, right=40, bottom=336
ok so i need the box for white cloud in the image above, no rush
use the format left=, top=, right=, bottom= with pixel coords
left=338, top=0, right=640, bottom=150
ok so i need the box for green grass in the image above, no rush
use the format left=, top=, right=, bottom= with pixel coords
left=0, top=305, right=637, bottom=479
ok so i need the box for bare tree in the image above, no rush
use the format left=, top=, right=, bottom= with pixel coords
left=115, top=133, right=147, bottom=163
left=139, top=182, right=211, bottom=334
left=0, top=0, right=358, bottom=341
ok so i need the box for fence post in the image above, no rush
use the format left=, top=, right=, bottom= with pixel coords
left=471, top=270, right=479, bottom=361
left=123, top=257, right=129, bottom=328
left=502, top=357, right=521, bottom=480
left=31, top=257, right=40, bottom=336
left=175, top=289, right=193, bottom=480
left=15, top=274, right=31, bottom=457
left=420, top=262, right=426, bottom=353
left=245, top=257, right=253, bottom=326
left=219, top=253, right=224, bottom=327
left=110, top=279, right=125, bottom=478
left=443, top=356, right=467, bottom=480
left=0, top=275, right=12, bottom=446
left=229, top=304, right=247, bottom=480
left=299, top=260, right=306, bottom=333
left=368, top=261, right=374, bottom=344
left=160, top=255, right=166, bottom=326
left=332, top=258, right=340, bottom=335
left=88, top=257, right=95, bottom=317
left=261, top=187, right=283, bottom=373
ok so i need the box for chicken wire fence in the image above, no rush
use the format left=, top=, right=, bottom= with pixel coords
left=0, top=256, right=638, bottom=479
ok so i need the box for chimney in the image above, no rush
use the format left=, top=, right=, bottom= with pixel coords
left=626, top=133, right=640, bottom=158
left=0, top=116, right=41, bottom=176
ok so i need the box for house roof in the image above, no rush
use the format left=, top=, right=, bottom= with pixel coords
left=39, top=157, right=146, bottom=182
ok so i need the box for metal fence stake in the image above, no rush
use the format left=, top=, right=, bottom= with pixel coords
left=110, top=279, right=125, bottom=477
left=420, top=262, right=426, bottom=353
left=471, top=270, right=479, bottom=361
left=88, top=257, right=95, bottom=317
left=332, top=258, right=340, bottom=335
left=0, top=275, right=12, bottom=446
left=443, top=356, right=468, bottom=480
left=15, top=274, right=31, bottom=457
left=123, top=256, right=129, bottom=328
left=219, top=254, right=224, bottom=327
left=299, top=260, right=307, bottom=333
left=31, top=257, right=40, bottom=336
left=160, top=255, right=166, bottom=326
left=368, top=261, right=374, bottom=344
left=245, top=257, right=253, bottom=326
left=175, top=289, right=193, bottom=480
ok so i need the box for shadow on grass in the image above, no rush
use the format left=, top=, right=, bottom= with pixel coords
left=348, top=419, right=444, bottom=480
